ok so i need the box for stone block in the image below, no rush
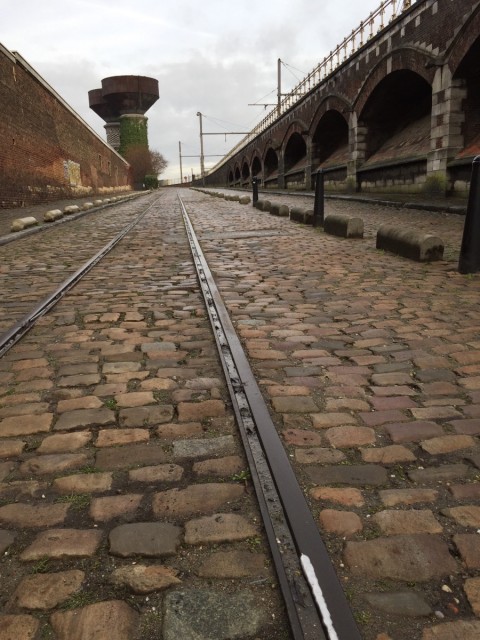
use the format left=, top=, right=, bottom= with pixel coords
left=270, top=202, right=289, bottom=216
left=344, top=534, right=458, bottom=581
left=376, top=224, right=444, bottom=261
left=253, top=199, right=271, bottom=211
left=50, top=600, right=139, bottom=640
left=289, top=207, right=306, bottom=222
left=44, top=209, right=63, bottom=222
left=11, top=216, right=38, bottom=232
left=324, top=213, right=364, bottom=238
left=64, top=205, right=80, bottom=214
left=304, top=209, right=314, bottom=225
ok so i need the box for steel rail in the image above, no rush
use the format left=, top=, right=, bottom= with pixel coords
left=178, top=193, right=361, bottom=640
left=0, top=195, right=161, bottom=358
left=0, top=193, right=146, bottom=248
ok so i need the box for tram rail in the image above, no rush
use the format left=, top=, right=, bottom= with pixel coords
left=178, top=193, right=361, bottom=640
left=0, top=185, right=362, bottom=639
left=0, top=195, right=161, bottom=358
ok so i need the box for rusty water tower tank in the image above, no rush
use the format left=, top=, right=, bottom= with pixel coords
left=88, top=75, right=159, bottom=153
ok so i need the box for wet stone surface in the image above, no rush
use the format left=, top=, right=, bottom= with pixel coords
left=0, top=187, right=479, bottom=639
left=163, top=589, right=267, bottom=640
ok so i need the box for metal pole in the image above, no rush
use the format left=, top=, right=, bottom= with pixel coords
left=196, top=112, right=205, bottom=183
left=252, top=177, right=258, bottom=204
left=458, top=155, right=480, bottom=274
left=277, top=58, right=281, bottom=117
left=179, top=141, right=183, bottom=185
left=313, top=169, right=325, bottom=227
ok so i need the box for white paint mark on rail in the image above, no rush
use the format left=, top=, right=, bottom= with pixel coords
left=301, top=554, right=340, bottom=640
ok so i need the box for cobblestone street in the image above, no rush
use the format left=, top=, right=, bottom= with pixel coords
left=0, top=188, right=479, bottom=639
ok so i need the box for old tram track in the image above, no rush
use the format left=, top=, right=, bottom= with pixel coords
left=178, top=193, right=361, bottom=640
left=0, top=195, right=161, bottom=358
left=0, top=187, right=361, bottom=639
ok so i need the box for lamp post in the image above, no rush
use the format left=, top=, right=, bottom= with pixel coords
left=196, top=112, right=205, bottom=183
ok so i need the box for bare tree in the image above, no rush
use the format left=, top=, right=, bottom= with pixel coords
left=123, top=146, right=168, bottom=186
left=150, top=150, right=168, bottom=176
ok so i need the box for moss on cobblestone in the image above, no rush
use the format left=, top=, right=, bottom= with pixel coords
left=55, top=493, right=90, bottom=511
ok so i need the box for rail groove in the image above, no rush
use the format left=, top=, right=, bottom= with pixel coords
left=0, top=195, right=160, bottom=358
left=178, top=193, right=362, bottom=640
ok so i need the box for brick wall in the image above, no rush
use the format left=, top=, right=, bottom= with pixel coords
left=0, top=45, right=131, bottom=208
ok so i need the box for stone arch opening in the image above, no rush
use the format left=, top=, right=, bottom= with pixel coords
left=284, top=132, right=307, bottom=173
left=241, top=161, right=250, bottom=181
left=448, top=33, right=480, bottom=193
left=251, top=156, right=262, bottom=177
left=360, top=69, right=432, bottom=165
left=234, top=166, right=241, bottom=184
left=312, top=110, right=349, bottom=168
left=284, top=132, right=307, bottom=189
left=453, top=35, right=480, bottom=156
left=264, top=148, right=278, bottom=178
left=227, top=169, right=234, bottom=185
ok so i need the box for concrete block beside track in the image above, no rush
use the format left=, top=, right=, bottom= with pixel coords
left=376, top=225, right=444, bottom=262
left=44, top=209, right=63, bottom=222
left=93, top=199, right=103, bottom=206
left=64, top=205, right=80, bottom=215
left=82, top=202, right=94, bottom=210
left=270, top=203, right=289, bottom=217
left=10, top=216, right=38, bottom=232
left=290, top=207, right=314, bottom=225
left=254, top=199, right=272, bottom=212
left=304, top=210, right=314, bottom=225
left=239, top=195, right=250, bottom=205
left=324, top=213, right=364, bottom=238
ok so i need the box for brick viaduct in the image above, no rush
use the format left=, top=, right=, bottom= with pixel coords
left=200, top=0, right=480, bottom=198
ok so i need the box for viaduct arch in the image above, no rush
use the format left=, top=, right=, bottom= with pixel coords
left=201, top=0, right=480, bottom=198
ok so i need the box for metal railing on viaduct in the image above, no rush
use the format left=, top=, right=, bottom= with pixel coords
left=197, top=0, right=480, bottom=198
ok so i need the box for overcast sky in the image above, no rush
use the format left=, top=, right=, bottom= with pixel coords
left=3, top=0, right=383, bottom=182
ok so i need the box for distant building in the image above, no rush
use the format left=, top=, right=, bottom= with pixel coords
left=88, top=76, right=159, bottom=156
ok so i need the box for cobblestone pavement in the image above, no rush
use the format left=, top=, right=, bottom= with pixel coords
left=0, top=186, right=479, bottom=639
left=0, top=194, right=155, bottom=333
left=0, top=190, right=290, bottom=640
left=183, top=188, right=480, bottom=640
left=0, top=192, right=144, bottom=239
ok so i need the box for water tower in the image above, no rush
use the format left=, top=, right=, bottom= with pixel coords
left=88, top=76, right=159, bottom=155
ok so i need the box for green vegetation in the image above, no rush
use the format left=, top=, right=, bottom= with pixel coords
left=32, top=557, right=50, bottom=574
left=232, top=469, right=251, bottom=482
left=55, top=494, right=90, bottom=510
left=104, top=398, right=118, bottom=410
left=144, top=174, right=159, bottom=189
left=422, top=171, right=448, bottom=197
left=60, top=591, right=97, bottom=610
left=119, top=117, right=148, bottom=155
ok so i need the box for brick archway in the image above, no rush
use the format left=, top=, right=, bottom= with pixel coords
left=353, top=47, right=435, bottom=117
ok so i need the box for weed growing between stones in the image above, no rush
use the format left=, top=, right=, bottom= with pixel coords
left=103, top=398, right=118, bottom=410
left=31, top=557, right=50, bottom=574
left=78, top=465, right=98, bottom=474
left=232, top=470, right=251, bottom=482
left=60, top=590, right=97, bottom=610
left=55, top=493, right=90, bottom=511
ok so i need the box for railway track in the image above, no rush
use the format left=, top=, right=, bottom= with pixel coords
left=0, top=189, right=361, bottom=639
left=179, top=193, right=361, bottom=640
left=0, top=195, right=159, bottom=358
left=2, top=188, right=478, bottom=639
left=0, top=193, right=157, bottom=334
